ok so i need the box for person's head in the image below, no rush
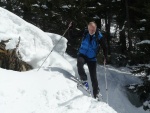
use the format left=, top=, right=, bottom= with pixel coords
left=88, top=22, right=97, bottom=35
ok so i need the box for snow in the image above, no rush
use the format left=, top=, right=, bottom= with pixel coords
left=97, top=2, right=102, bottom=5
left=148, top=75, right=150, bottom=81
left=0, top=7, right=74, bottom=74
left=93, top=15, right=100, bottom=19
left=0, top=68, right=117, bottom=113
left=140, top=27, right=145, bottom=31
left=0, top=7, right=52, bottom=67
left=143, top=101, right=150, bottom=109
left=45, top=14, right=48, bottom=16
left=140, top=19, right=147, bottom=22
left=41, top=5, right=48, bottom=9
left=137, top=40, right=150, bottom=45
left=144, top=101, right=149, bottom=106
left=87, top=7, right=96, bottom=9
left=46, top=33, right=67, bottom=56
left=128, top=86, right=135, bottom=90
left=64, top=54, right=148, bottom=113
left=32, top=4, right=40, bottom=8
left=61, top=5, right=71, bottom=9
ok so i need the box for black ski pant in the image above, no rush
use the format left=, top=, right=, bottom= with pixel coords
left=77, top=54, right=99, bottom=98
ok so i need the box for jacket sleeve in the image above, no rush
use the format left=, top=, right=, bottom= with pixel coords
left=99, top=35, right=108, bottom=59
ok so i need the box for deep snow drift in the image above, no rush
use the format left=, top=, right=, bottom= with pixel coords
left=0, top=7, right=74, bottom=75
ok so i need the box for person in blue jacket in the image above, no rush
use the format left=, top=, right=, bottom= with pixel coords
left=69, top=22, right=107, bottom=99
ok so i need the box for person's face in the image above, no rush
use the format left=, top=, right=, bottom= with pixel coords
left=88, top=24, right=97, bottom=35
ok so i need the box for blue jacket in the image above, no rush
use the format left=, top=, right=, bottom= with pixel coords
left=79, top=32, right=103, bottom=61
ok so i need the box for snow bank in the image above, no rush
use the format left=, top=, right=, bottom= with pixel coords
left=0, top=68, right=117, bottom=113
left=0, top=7, right=52, bottom=67
left=46, top=32, right=67, bottom=56
left=0, top=7, right=74, bottom=73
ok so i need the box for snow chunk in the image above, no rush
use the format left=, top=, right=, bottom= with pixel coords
left=140, top=27, right=145, bottom=31
left=46, top=33, right=67, bottom=56
left=128, top=86, right=135, bottom=90
left=97, top=2, right=102, bottom=5
left=143, top=101, right=149, bottom=106
left=93, top=15, right=100, bottom=19
left=137, top=40, right=150, bottom=45
left=140, top=19, right=146, bottom=22
left=32, top=4, right=40, bottom=7
left=87, top=7, right=96, bottom=9
left=61, top=5, right=71, bottom=9
left=41, top=5, right=48, bottom=9
left=45, top=14, right=48, bottom=16
left=148, top=75, right=150, bottom=81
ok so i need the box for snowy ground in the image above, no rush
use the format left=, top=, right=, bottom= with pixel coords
left=0, top=68, right=117, bottom=113
left=0, top=7, right=149, bottom=113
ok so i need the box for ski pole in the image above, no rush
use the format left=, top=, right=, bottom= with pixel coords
left=104, top=62, right=108, bottom=104
left=37, top=22, right=72, bottom=71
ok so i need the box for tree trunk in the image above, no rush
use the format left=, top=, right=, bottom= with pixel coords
left=100, top=17, right=102, bottom=30
left=119, top=28, right=126, bottom=54
left=125, top=0, right=132, bottom=51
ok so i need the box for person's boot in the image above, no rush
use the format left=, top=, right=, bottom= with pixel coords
left=81, top=80, right=89, bottom=91
left=94, top=89, right=102, bottom=101
left=96, top=92, right=102, bottom=101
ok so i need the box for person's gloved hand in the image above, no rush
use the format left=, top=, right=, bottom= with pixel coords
left=104, top=57, right=107, bottom=65
left=68, top=21, right=72, bottom=28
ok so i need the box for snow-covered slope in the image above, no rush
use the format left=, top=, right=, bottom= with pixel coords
left=0, top=68, right=117, bottom=113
